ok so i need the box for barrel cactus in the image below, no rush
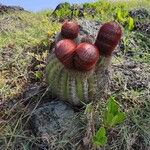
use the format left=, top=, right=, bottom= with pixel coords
left=46, top=21, right=122, bottom=106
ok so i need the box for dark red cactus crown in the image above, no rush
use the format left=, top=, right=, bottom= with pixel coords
left=55, top=40, right=99, bottom=71
left=95, top=21, right=122, bottom=56
left=55, top=39, right=77, bottom=68
left=61, top=21, right=79, bottom=39
left=54, top=21, right=122, bottom=71
left=74, top=43, right=99, bottom=71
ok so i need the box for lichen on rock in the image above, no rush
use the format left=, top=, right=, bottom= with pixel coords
left=30, top=101, right=84, bottom=149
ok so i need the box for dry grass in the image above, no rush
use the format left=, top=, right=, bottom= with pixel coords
left=0, top=1, right=150, bottom=150
left=0, top=10, right=60, bottom=101
left=0, top=10, right=61, bottom=150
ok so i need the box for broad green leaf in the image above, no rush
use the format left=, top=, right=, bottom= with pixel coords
left=115, top=8, right=125, bottom=22
left=93, top=136, right=107, bottom=147
left=93, top=127, right=107, bottom=147
left=107, top=97, right=119, bottom=116
left=103, top=111, right=114, bottom=127
left=96, top=127, right=106, bottom=139
left=104, top=97, right=126, bottom=128
left=127, top=17, right=134, bottom=31
left=110, top=112, right=125, bottom=127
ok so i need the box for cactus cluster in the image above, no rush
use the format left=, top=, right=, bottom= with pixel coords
left=46, top=21, right=122, bottom=106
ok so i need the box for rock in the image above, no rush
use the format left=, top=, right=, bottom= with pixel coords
left=129, top=8, right=150, bottom=34
left=134, top=21, right=150, bottom=34
left=0, top=4, right=25, bottom=14
left=30, top=101, right=84, bottom=149
left=70, top=4, right=85, bottom=18
left=129, top=8, right=150, bottom=20
left=111, top=60, right=149, bottom=91
left=50, top=2, right=72, bottom=21
left=78, top=19, right=101, bottom=43
left=83, top=3, right=97, bottom=18
left=78, top=6, right=84, bottom=18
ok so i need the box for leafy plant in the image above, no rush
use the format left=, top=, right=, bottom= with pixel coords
left=115, top=8, right=134, bottom=31
left=53, top=3, right=72, bottom=19
left=115, top=8, right=127, bottom=22
left=55, top=8, right=72, bottom=19
left=104, top=96, right=125, bottom=128
left=93, top=96, right=125, bottom=148
left=126, top=17, right=134, bottom=31
left=93, top=127, right=107, bottom=147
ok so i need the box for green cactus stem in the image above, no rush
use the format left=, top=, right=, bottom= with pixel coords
left=46, top=21, right=122, bottom=106
left=46, top=52, right=109, bottom=106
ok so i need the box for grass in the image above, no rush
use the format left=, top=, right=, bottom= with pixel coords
left=0, top=10, right=61, bottom=149
left=0, top=0, right=150, bottom=149
left=0, top=10, right=60, bottom=101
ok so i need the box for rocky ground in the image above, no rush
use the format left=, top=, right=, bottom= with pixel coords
left=0, top=2, right=150, bottom=150
left=26, top=18, right=150, bottom=149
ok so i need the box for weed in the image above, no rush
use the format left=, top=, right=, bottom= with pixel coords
left=93, top=97, right=125, bottom=148
left=115, top=8, right=135, bottom=31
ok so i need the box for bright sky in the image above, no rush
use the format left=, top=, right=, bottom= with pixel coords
left=1, top=0, right=95, bottom=12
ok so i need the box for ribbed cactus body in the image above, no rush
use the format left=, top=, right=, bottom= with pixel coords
left=46, top=52, right=109, bottom=106
left=46, top=20, right=121, bottom=105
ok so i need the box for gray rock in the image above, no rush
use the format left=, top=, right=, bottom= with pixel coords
left=129, top=8, right=150, bottom=34
left=30, top=101, right=84, bottom=149
left=78, top=19, right=101, bottom=41
left=129, top=8, right=150, bottom=20
left=0, top=4, right=25, bottom=14
left=54, top=19, right=101, bottom=45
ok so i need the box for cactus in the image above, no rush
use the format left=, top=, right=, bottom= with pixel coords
left=46, top=53, right=108, bottom=105
left=46, top=21, right=122, bottom=106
